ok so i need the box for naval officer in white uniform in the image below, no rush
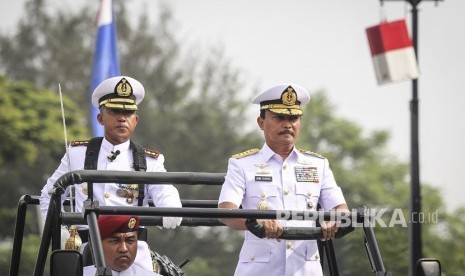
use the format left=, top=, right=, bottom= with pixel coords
left=218, top=83, right=349, bottom=276
left=40, top=76, right=182, bottom=272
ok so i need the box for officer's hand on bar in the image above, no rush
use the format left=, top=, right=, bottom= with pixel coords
left=320, top=220, right=338, bottom=241
left=257, top=219, right=283, bottom=241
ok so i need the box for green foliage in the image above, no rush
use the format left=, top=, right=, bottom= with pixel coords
left=424, top=207, right=465, bottom=275
left=0, top=76, right=87, bottom=167
left=0, top=234, right=49, bottom=276
left=0, top=0, right=256, bottom=274
left=0, top=0, right=95, bottom=111
left=0, top=76, right=88, bottom=211
left=0, top=0, right=463, bottom=275
left=117, top=6, right=261, bottom=176
left=299, top=92, right=412, bottom=275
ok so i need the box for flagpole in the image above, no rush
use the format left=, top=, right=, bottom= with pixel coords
left=410, top=3, right=422, bottom=276
left=90, top=0, right=121, bottom=136
left=379, top=1, right=441, bottom=275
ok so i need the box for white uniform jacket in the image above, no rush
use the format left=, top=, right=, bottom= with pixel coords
left=40, top=138, right=181, bottom=215
left=83, top=263, right=162, bottom=276
left=40, top=137, right=182, bottom=271
left=219, top=143, right=346, bottom=276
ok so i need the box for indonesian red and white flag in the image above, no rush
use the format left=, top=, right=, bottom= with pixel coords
left=366, top=19, right=419, bottom=85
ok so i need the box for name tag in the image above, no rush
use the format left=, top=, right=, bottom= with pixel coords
left=255, top=176, right=272, bottom=182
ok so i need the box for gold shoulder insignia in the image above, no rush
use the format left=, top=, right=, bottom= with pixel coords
left=144, top=148, right=160, bottom=159
left=298, top=149, right=325, bottom=159
left=70, top=140, right=90, bottom=147
left=232, top=148, right=259, bottom=159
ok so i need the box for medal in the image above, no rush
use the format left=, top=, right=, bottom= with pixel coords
left=116, top=188, right=138, bottom=204
left=295, top=166, right=319, bottom=183
left=117, top=189, right=129, bottom=197
left=116, top=184, right=140, bottom=204
left=127, top=190, right=139, bottom=204
left=257, top=200, right=270, bottom=210
left=82, top=183, right=88, bottom=195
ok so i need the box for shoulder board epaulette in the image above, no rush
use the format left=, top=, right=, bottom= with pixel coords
left=231, top=148, right=259, bottom=159
left=298, top=149, right=325, bottom=159
left=70, top=140, right=90, bottom=147
left=144, top=148, right=160, bottom=158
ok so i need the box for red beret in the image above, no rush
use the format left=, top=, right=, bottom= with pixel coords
left=98, top=215, right=139, bottom=239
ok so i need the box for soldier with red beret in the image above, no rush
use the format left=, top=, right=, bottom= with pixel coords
left=83, top=215, right=161, bottom=276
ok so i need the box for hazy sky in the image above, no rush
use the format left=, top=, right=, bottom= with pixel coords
left=2, top=0, right=464, bottom=211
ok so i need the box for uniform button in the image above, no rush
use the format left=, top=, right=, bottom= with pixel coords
left=315, top=254, right=320, bottom=260
left=307, top=192, right=312, bottom=197
left=250, top=256, right=254, bottom=262
left=261, top=193, right=266, bottom=199
left=104, top=192, right=110, bottom=199
left=257, top=201, right=270, bottom=210
left=307, top=201, right=314, bottom=209
left=287, top=242, right=293, bottom=249
left=283, top=163, right=288, bottom=170
left=284, top=190, right=289, bottom=196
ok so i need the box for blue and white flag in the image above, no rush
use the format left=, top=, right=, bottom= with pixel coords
left=90, top=0, right=121, bottom=136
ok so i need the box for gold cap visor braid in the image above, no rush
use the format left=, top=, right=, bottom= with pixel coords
left=99, top=98, right=138, bottom=110
left=261, top=104, right=303, bottom=115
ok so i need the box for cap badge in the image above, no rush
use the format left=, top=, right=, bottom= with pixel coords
left=115, top=78, right=133, bottom=97
left=128, top=217, right=137, bottom=229
left=281, top=86, right=297, bottom=106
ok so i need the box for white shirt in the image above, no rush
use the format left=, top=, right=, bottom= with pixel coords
left=219, top=143, right=346, bottom=276
left=83, top=263, right=162, bottom=276
left=40, top=138, right=181, bottom=215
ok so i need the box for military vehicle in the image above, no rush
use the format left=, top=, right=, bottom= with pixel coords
left=9, top=170, right=440, bottom=276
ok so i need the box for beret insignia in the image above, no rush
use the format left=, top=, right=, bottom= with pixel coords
left=128, top=217, right=137, bottom=229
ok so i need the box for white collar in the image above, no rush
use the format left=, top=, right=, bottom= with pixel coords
left=101, top=137, right=131, bottom=153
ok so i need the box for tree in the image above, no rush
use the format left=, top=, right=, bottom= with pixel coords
left=0, top=76, right=87, bottom=275
left=426, top=207, right=465, bottom=275
left=0, top=0, right=258, bottom=274
left=0, top=0, right=463, bottom=275
left=0, top=75, right=88, bottom=213
left=296, top=93, right=462, bottom=275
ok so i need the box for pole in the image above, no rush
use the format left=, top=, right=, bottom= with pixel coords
left=409, top=2, right=422, bottom=276
left=378, top=0, right=441, bottom=275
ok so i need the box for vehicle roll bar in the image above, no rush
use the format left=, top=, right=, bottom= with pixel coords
left=9, top=170, right=387, bottom=276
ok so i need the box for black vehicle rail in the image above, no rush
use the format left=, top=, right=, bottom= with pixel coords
left=11, top=170, right=393, bottom=276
